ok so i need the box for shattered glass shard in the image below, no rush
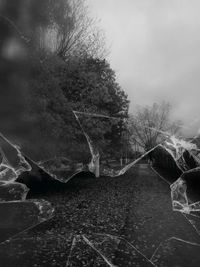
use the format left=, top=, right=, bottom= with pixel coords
left=0, top=107, right=93, bottom=183
left=1, top=110, right=192, bottom=184
left=171, top=168, right=200, bottom=215
left=31, top=199, right=54, bottom=223
left=0, top=133, right=31, bottom=179
left=17, top=154, right=89, bottom=187
left=16, top=109, right=92, bottom=182
left=116, top=145, right=161, bottom=176
left=170, top=177, right=189, bottom=212
left=0, top=181, right=29, bottom=201
left=145, top=127, right=200, bottom=172
left=0, top=166, right=18, bottom=182
left=66, top=235, right=112, bottom=267
left=151, top=144, right=182, bottom=183
left=66, top=234, right=154, bottom=267
left=73, top=112, right=163, bottom=178
left=16, top=155, right=56, bottom=188
left=0, top=200, right=54, bottom=243
left=163, top=136, right=193, bottom=171
left=73, top=111, right=121, bottom=177
left=183, top=213, right=200, bottom=236
left=74, top=112, right=200, bottom=180
left=151, top=237, right=200, bottom=267
left=170, top=136, right=200, bottom=171
left=146, top=127, right=200, bottom=219
left=181, top=168, right=200, bottom=204
left=38, top=157, right=87, bottom=183
left=183, top=150, right=199, bottom=170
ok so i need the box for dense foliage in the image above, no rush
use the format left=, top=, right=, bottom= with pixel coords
left=0, top=0, right=129, bottom=162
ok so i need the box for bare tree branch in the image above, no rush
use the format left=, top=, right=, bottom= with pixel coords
left=128, top=102, right=182, bottom=151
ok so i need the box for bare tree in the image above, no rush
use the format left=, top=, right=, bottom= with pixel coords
left=41, top=0, right=107, bottom=60
left=0, top=0, right=107, bottom=61
left=128, top=102, right=182, bottom=151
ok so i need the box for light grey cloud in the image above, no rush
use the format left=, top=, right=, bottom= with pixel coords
left=88, top=0, right=200, bottom=136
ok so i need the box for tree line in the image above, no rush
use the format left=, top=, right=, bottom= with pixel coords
left=0, top=0, right=181, bottom=163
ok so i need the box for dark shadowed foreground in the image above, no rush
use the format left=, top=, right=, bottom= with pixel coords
left=0, top=164, right=200, bottom=267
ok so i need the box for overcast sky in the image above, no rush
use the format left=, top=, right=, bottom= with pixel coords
left=88, top=0, right=200, bottom=136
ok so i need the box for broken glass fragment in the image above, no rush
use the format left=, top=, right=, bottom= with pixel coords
left=116, top=145, right=161, bottom=176
left=1, top=110, right=193, bottom=184
left=0, top=181, right=29, bottom=201
left=73, top=112, right=165, bottom=178
left=0, top=133, right=31, bottom=180
left=144, top=128, right=200, bottom=221
left=165, top=135, right=200, bottom=171
left=74, top=113, right=200, bottom=180
left=144, top=127, right=200, bottom=172
left=171, top=177, right=188, bottom=212
left=73, top=111, right=122, bottom=177
left=0, top=200, right=54, bottom=243
left=0, top=166, right=16, bottom=182
left=183, top=213, right=200, bottom=236
left=66, top=234, right=154, bottom=267
left=38, top=157, right=87, bottom=183
left=181, top=168, right=200, bottom=205
left=151, top=237, right=200, bottom=267
left=15, top=109, right=92, bottom=182
left=16, top=155, right=57, bottom=188
left=171, top=168, right=200, bottom=215
left=150, top=144, right=182, bottom=183
left=183, top=150, right=199, bottom=170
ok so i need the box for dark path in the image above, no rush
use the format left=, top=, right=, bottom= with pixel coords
left=1, top=163, right=200, bottom=266
left=117, top=164, right=200, bottom=258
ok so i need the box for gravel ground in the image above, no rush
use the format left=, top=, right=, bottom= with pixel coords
left=1, top=164, right=200, bottom=266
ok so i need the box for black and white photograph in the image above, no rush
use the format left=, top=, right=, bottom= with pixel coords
left=1, top=0, right=200, bottom=266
